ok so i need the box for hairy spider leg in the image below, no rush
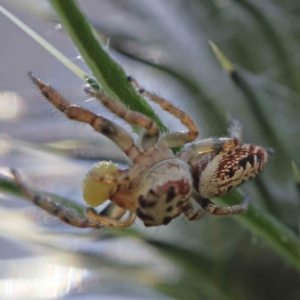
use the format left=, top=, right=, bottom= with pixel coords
left=193, top=191, right=250, bottom=216
left=178, top=137, right=241, bottom=163
left=178, top=120, right=243, bottom=163
left=11, top=169, right=102, bottom=229
left=128, top=76, right=199, bottom=147
left=85, top=207, right=136, bottom=228
left=84, top=88, right=160, bottom=150
left=28, top=72, right=147, bottom=164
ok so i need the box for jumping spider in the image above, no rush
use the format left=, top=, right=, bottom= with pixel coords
left=12, top=73, right=272, bottom=228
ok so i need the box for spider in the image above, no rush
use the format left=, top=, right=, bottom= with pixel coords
left=12, top=73, right=272, bottom=229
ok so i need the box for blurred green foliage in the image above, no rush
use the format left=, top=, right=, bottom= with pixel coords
left=1, top=0, right=300, bottom=299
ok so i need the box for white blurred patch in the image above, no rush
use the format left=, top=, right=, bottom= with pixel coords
left=0, top=92, right=23, bottom=120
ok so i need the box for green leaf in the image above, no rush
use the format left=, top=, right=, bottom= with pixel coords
left=149, top=241, right=232, bottom=300
left=209, top=41, right=234, bottom=73
left=220, top=192, right=300, bottom=272
left=49, top=0, right=167, bottom=132
left=209, top=41, right=289, bottom=157
left=0, top=2, right=167, bottom=133
left=292, top=161, right=300, bottom=194
left=233, top=0, right=298, bottom=93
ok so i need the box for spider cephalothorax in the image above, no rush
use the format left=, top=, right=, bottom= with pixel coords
left=13, top=73, right=272, bottom=228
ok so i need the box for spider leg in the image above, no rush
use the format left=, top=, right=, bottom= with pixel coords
left=194, top=194, right=250, bottom=216
left=178, top=137, right=241, bottom=163
left=178, top=120, right=244, bottom=162
left=28, top=72, right=145, bottom=163
left=85, top=207, right=136, bottom=228
left=128, top=76, right=199, bottom=147
left=11, top=169, right=102, bottom=229
left=182, top=201, right=206, bottom=221
left=85, top=88, right=159, bottom=150
left=100, top=204, right=127, bottom=220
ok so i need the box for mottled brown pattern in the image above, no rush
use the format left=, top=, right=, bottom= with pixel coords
left=192, top=156, right=210, bottom=189
left=166, top=185, right=176, bottom=202
left=196, top=143, right=270, bottom=199
left=159, top=179, right=191, bottom=200
left=257, top=149, right=267, bottom=170
left=217, top=145, right=268, bottom=182
left=136, top=208, right=154, bottom=221
left=138, top=195, right=157, bottom=208
left=176, top=200, right=185, bottom=207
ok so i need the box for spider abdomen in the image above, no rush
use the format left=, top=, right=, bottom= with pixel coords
left=136, top=159, right=192, bottom=226
left=196, top=144, right=269, bottom=199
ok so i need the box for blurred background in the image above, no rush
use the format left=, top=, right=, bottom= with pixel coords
left=0, top=0, right=300, bottom=299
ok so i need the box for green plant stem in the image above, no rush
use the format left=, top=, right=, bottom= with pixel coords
left=221, top=192, right=300, bottom=272
left=230, top=69, right=289, bottom=157
left=234, top=0, right=298, bottom=92
left=49, top=0, right=166, bottom=132
left=210, top=41, right=290, bottom=158
left=292, top=161, right=300, bottom=196
left=0, top=4, right=86, bottom=81
left=114, top=46, right=228, bottom=133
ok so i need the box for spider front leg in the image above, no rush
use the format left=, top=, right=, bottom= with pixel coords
left=128, top=76, right=199, bottom=147
left=178, top=120, right=243, bottom=163
left=85, top=208, right=136, bottom=228
left=84, top=88, right=159, bottom=150
left=11, top=169, right=102, bottom=229
left=193, top=192, right=250, bottom=216
left=28, top=73, right=146, bottom=163
left=178, top=137, right=241, bottom=165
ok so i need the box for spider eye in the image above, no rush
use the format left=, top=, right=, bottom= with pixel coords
left=82, top=161, right=118, bottom=207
